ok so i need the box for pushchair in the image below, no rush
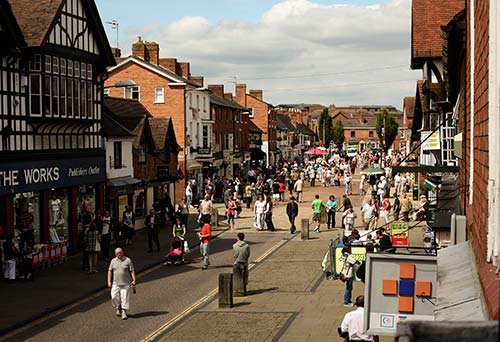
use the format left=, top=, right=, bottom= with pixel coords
left=163, top=238, right=184, bottom=265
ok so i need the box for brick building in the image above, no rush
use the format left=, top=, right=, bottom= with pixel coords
left=103, top=97, right=179, bottom=225
left=104, top=38, right=206, bottom=199
left=0, top=0, right=115, bottom=252
left=403, top=0, right=499, bottom=322
left=235, top=84, right=277, bottom=166
left=207, top=84, right=249, bottom=179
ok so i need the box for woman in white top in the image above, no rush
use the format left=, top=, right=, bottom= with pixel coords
left=253, top=195, right=266, bottom=231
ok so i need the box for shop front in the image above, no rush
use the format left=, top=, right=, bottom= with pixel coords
left=0, top=156, right=105, bottom=253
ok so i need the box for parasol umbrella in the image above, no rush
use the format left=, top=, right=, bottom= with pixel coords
left=304, top=147, right=327, bottom=155
left=360, top=167, right=385, bottom=175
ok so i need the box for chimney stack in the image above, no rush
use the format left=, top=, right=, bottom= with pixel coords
left=144, top=41, right=159, bottom=65
left=224, top=93, right=233, bottom=101
left=190, top=76, right=204, bottom=87
left=159, top=58, right=178, bottom=73
left=359, top=111, right=365, bottom=123
left=132, top=36, right=146, bottom=60
left=249, top=89, right=263, bottom=101
left=235, top=84, right=247, bottom=107
left=208, top=85, right=224, bottom=98
left=178, top=62, right=190, bottom=79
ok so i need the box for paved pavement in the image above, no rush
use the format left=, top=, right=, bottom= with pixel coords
left=1, top=172, right=427, bottom=341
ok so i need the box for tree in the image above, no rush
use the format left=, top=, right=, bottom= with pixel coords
left=318, top=108, right=334, bottom=146
left=331, top=120, right=345, bottom=148
left=376, top=108, right=399, bottom=152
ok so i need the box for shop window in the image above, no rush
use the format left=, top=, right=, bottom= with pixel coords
left=14, top=192, right=41, bottom=244
left=48, top=190, right=69, bottom=242
left=77, top=185, right=95, bottom=230
left=134, top=190, right=145, bottom=218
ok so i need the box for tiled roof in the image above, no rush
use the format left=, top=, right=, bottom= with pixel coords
left=277, top=114, right=298, bottom=132
left=101, top=111, right=135, bottom=138
left=248, top=120, right=263, bottom=134
left=309, top=109, right=323, bottom=119
left=276, top=103, right=326, bottom=111
left=296, top=123, right=315, bottom=136
left=209, top=93, right=246, bottom=110
left=341, top=118, right=377, bottom=129
left=104, top=96, right=152, bottom=132
left=404, top=97, right=416, bottom=117
left=412, top=0, right=464, bottom=66
left=148, top=117, right=171, bottom=151
left=8, top=0, right=62, bottom=46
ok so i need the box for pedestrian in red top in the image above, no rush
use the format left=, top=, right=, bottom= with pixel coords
left=197, top=217, right=212, bottom=270
left=278, top=181, right=286, bottom=202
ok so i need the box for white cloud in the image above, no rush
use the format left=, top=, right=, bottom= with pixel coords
left=123, top=0, right=419, bottom=108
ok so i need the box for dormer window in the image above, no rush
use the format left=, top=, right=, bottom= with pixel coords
left=138, top=141, right=146, bottom=163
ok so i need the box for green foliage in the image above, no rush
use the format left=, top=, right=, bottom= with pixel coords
left=318, top=108, right=334, bottom=146
left=332, top=120, right=345, bottom=148
left=376, top=108, right=399, bottom=152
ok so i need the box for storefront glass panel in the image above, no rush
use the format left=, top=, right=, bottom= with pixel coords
left=14, top=192, right=41, bottom=244
left=49, top=189, right=69, bottom=242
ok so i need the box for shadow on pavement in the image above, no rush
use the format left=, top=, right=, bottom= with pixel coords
left=246, top=287, right=279, bottom=295
left=129, top=311, right=169, bottom=318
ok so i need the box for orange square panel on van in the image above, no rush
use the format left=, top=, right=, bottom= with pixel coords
left=382, top=279, right=398, bottom=295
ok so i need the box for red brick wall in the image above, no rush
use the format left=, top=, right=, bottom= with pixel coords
left=465, top=0, right=489, bottom=265
left=463, top=0, right=498, bottom=320
left=105, top=63, right=186, bottom=158
left=247, top=96, right=270, bottom=142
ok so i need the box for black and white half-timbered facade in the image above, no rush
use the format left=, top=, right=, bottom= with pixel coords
left=0, top=0, right=115, bottom=251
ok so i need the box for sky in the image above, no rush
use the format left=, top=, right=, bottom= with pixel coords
left=95, top=0, right=420, bottom=109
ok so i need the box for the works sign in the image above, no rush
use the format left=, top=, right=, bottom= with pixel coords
left=0, top=157, right=105, bottom=196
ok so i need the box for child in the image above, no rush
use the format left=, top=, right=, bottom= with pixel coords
left=235, top=195, right=243, bottom=218
left=164, top=239, right=183, bottom=265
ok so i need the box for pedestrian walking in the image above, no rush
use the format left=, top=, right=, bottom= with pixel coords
left=392, top=194, right=401, bottom=221
left=176, top=197, right=189, bottom=227
left=312, top=194, right=323, bottom=233
left=253, top=194, right=266, bottom=231
left=286, top=196, right=299, bottom=234
left=122, top=206, right=135, bottom=246
left=198, top=194, right=213, bottom=228
left=343, top=207, right=357, bottom=233
left=361, top=199, right=376, bottom=230
left=340, top=245, right=358, bottom=307
left=197, top=217, right=212, bottom=270
left=3, top=236, right=18, bottom=281
left=84, top=223, right=100, bottom=274
left=107, top=248, right=136, bottom=320
left=340, top=295, right=379, bottom=342
left=400, top=193, right=412, bottom=222
left=264, top=196, right=276, bottom=231
left=380, top=195, right=392, bottom=229
left=293, top=178, right=304, bottom=202
left=19, top=225, right=35, bottom=280
left=101, top=210, right=113, bottom=261
left=145, top=209, right=161, bottom=252
left=227, top=197, right=237, bottom=231
left=233, top=232, right=250, bottom=287
left=326, top=195, right=338, bottom=229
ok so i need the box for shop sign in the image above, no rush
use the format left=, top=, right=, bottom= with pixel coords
left=0, top=157, right=105, bottom=196
left=332, top=246, right=377, bottom=276
left=421, top=131, right=441, bottom=151
left=391, top=222, right=409, bottom=246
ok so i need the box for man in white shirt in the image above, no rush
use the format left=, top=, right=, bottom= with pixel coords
left=340, top=295, right=379, bottom=342
left=361, top=199, right=376, bottom=230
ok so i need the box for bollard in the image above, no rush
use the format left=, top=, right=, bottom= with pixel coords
left=218, top=273, right=234, bottom=308
left=233, top=263, right=247, bottom=297
left=301, top=218, right=310, bottom=240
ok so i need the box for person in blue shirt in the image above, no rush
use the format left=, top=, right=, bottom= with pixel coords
left=326, top=195, right=338, bottom=229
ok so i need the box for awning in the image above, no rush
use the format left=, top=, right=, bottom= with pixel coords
left=434, top=242, right=488, bottom=320
left=107, top=176, right=142, bottom=188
